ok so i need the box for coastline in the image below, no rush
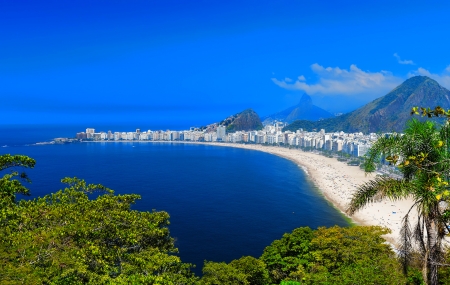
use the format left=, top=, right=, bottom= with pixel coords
left=201, top=142, right=416, bottom=246
left=79, top=140, right=415, bottom=245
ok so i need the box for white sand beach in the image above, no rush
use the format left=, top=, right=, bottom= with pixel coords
left=205, top=142, right=416, bottom=246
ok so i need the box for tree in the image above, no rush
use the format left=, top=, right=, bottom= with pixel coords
left=306, top=226, right=405, bottom=284
left=260, top=226, right=405, bottom=284
left=0, top=154, right=197, bottom=284
left=260, top=227, right=313, bottom=284
left=0, top=154, right=35, bottom=208
left=199, top=261, right=249, bottom=285
left=347, top=111, right=450, bottom=285
left=199, top=256, right=269, bottom=285
left=229, top=256, right=270, bottom=285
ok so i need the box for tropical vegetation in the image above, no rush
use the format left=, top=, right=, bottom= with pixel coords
left=5, top=106, right=450, bottom=284
left=0, top=155, right=197, bottom=284
left=347, top=106, right=450, bottom=285
left=199, top=226, right=408, bottom=284
left=0, top=153, right=410, bottom=284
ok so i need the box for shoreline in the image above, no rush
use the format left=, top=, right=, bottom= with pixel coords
left=201, top=142, right=416, bottom=246
left=77, top=140, right=415, bottom=245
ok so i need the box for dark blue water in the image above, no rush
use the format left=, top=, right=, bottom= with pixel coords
left=0, top=126, right=349, bottom=275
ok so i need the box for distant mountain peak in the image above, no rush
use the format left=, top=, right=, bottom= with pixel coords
left=403, top=75, right=437, bottom=86
left=262, top=93, right=334, bottom=124
left=283, top=76, right=450, bottom=133
left=299, top=93, right=312, bottom=103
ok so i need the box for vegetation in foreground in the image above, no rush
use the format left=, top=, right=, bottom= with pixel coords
left=3, top=106, right=450, bottom=284
left=347, top=107, right=450, bottom=285
left=0, top=156, right=196, bottom=284
left=0, top=153, right=422, bottom=284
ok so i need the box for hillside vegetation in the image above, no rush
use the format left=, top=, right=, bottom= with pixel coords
left=283, top=76, right=450, bottom=133
left=220, top=108, right=264, bottom=132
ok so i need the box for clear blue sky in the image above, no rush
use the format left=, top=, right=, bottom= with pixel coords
left=1, top=0, right=450, bottom=128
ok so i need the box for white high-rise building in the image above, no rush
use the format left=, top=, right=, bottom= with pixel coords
left=86, top=128, right=95, bottom=139
left=217, top=126, right=226, bottom=141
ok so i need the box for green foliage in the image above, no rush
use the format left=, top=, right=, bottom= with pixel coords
left=199, top=261, right=249, bottom=285
left=282, top=119, right=322, bottom=133
left=221, top=108, right=263, bottom=132
left=199, top=226, right=414, bottom=285
left=280, top=281, right=300, bottom=285
left=260, top=226, right=405, bottom=284
left=200, top=226, right=406, bottom=285
left=0, top=153, right=36, bottom=171
left=229, top=256, right=270, bottom=285
left=0, top=161, right=197, bottom=284
left=306, top=226, right=405, bottom=284
left=199, top=256, right=269, bottom=285
left=0, top=154, right=36, bottom=208
left=348, top=110, right=450, bottom=284
left=260, top=227, right=313, bottom=283
left=4, top=152, right=445, bottom=284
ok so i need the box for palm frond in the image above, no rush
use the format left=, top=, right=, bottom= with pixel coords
left=414, top=215, right=426, bottom=254
left=363, top=134, right=403, bottom=174
left=346, top=177, right=411, bottom=215
left=399, top=211, right=413, bottom=274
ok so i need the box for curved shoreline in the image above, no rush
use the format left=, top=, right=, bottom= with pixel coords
left=80, top=140, right=415, bottom=245
left=201, top=142, right=416, bottom=246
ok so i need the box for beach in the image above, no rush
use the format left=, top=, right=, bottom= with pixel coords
left=206, top=142, right=416, bottom=246
left=82, top=140, right=415, bottom=245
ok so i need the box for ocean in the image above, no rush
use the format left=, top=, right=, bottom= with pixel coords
left=0, top=125, right=350, bottom=275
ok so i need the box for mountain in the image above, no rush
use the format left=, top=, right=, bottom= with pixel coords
left=283, top=76, right=450, bottom=133
left=262, top=94, right=334, bottom=124
left=205, top=109, right=263, bottom=133
left=223, top=109, right=263, bottom=132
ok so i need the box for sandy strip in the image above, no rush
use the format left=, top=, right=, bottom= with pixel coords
left=203, top=142, right=416, bottom=246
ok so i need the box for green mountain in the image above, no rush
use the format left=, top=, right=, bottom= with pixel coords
left=204, top=109, right=263, bottom=133
left=219, top=108, right=263, bottom=132
left=283, top=76, right=450, bottom=133
left=262, top=93, right=334, bottom=124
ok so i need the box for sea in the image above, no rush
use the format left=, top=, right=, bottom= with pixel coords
left=0, top=124, right=350, bottom=275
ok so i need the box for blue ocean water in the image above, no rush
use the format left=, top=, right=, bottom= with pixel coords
left=0, top=126, right=349, bottom=275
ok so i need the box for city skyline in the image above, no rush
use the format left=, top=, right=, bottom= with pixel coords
left=64, top=123, right=376, bottom=158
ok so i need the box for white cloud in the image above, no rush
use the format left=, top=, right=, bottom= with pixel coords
left=408, top=67, right=450, bottom=89
left=393, top=53, right=415, bottom=65
left=272, top=63, right=403, bottom=97
left=284, top=77, right=293, bottom=82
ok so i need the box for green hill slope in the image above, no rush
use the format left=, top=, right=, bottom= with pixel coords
left=219, top=108, right=263, bottom=132
left=283, top=76, right=450, bottom=133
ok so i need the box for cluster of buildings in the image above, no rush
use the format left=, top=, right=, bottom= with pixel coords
left=76, top=122, right=378, bottom=157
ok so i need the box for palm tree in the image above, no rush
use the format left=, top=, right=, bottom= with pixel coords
left=347, top=118, right=450, bottom=285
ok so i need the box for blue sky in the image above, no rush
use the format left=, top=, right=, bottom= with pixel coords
left=1, top=0, right=450, bottom=128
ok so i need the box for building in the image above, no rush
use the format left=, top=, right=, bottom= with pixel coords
left=217, top=126, right=226, bottom=141
left=76, top=132, right=87, bottom=140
